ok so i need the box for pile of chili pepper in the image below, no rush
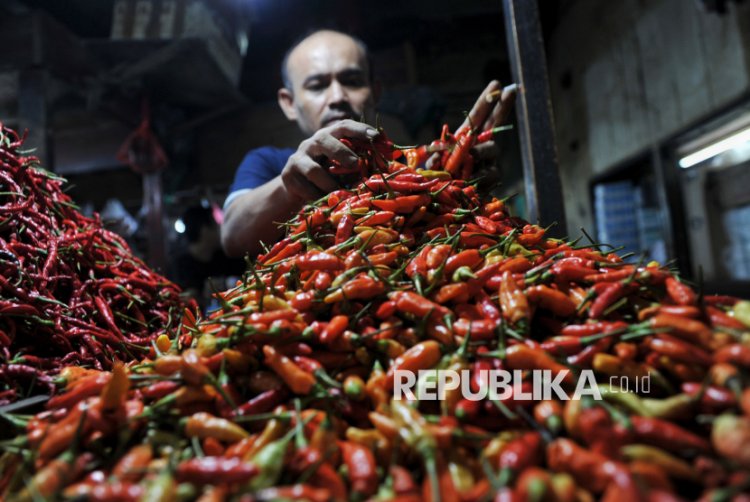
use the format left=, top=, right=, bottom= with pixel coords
left=0, top=124, right=193, bottom=403
left=2, top=121, right=750, bottom=501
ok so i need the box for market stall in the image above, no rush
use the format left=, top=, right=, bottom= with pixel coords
left=2, top=1, right=750, bottom=501
left=1, top=117, right=750, bottom=501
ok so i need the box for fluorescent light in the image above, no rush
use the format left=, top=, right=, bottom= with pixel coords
left=174, top=219, right=185, bottom=234
left=679, top=126, right=750, bottom=168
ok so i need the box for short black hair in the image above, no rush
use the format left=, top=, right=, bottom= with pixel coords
left=280, top=29, right=371, bottom=91
left=181, top=205, right=215, bottom=243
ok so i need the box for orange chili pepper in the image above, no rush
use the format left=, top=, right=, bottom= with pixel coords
left=112, top=444, right=152, bottom=483
left=184, top=412, right=249, bottom=443
left=525, top=285, right=577, bottom=317
left=100, top=361, right=129, bottom=412
left=504, top=344, right=573, bottom=384
left=385, top=340, right=442, bottom=391
left=262, top=345, right=316, bottom=395
left=498, top=271, right=529, bottom=324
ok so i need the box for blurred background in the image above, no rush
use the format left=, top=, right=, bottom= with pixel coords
left=0, top=0, right=749, bottom=306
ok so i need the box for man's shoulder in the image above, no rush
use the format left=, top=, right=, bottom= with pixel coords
left=243, top=146, right=295, bottom=162
left=227, top=146, right=296, bottom=202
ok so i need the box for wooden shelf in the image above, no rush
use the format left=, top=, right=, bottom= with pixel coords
left=86, top=38, right=245, bottom=111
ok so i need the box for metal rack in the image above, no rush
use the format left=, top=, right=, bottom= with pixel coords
left=502, top=0, right=567, bottom=238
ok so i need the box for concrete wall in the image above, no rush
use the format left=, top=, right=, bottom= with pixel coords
left=547, top=0, right=750, bottom=235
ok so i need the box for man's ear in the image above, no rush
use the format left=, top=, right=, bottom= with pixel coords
left=277, top=88, right=298, bottom=121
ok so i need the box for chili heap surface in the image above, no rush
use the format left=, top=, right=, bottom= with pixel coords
left=2, top=123, right=750, bottom=501
left=0, top=124, right=194, bottom=403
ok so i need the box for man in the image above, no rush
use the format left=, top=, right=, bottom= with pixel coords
left=221, top=29, right=515, bottom=258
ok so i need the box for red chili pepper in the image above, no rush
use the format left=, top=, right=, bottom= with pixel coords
left=645, top=335, right=712, bottom=366
left=498, top=431, right=543, bottom=477
left=703, top=294, right=739, bottom=306
left=375, top=300, right=397, bottom=320
left=475, top=290, right=501, bottom=320
left=681, top=382, right=736, bottom=412
left=290, top=290, right=315, bottom=311
left=541, top=335, right=586, bottom=356
left=452, top=318, right=496, bottom=340
left=517, top=224, right=545, bottom=247
left=368, top=250, right=398, bottom=266
left=589, top=282, right=627, bottom=319
left=432, top=283, right=470, bottom=304
left=629, top=416, right=711, bottom=454
left=292, top=207, right=327, bottom=235
left=444, top=130, right=475, bottom=175
left=297, top=251, right=343, bottom=271
left=390, top=290, right=452, bottom=322
left=265, top=240, right=304, bottom=265
left=454, top=398, right=481, bottom=421
left=234, top=388, right=288, bottom=417
left=46, top=372, right=110, bottom=410
left=339, top=440, right=378, bottom=496
left=371, top=194, right=431, bottom=214
left=713, top=343, right=750, bottom=366
left=648, top=305, right=702, bottom=319
left=566, top=337, right=612, bottom=367
left=443, top=249, right=483, bottom=276
left=705, top=305, right=746, bottom=330
left=460, top=232, right=496, bottom=248
left=255, top=484, right=331, bottom=502
left=403, top=146, right=430, bottom=168
left=546, top=438, right=638, bottom=495
left=38, top=403, right=91, bottom=460
left=335, top=213, right=356, bottom=245
left=425, top=244, right=451, bottom=270
left=474, top=215, right=498, bottom=234
left=664, top=276, right=696, bottom=306
left=138, top=380, right=179, bottom=400
left=584, top=267, right=635, bottom=283
left=406, top=245, right=432, bottom=278
left=320, top=315, right=349, bottom=344
left=561, top=321, right=628, bottom=337
left=41, top=238, right=58, bottom=283
left=94, top=295, right=123, bottom=337
left=293, top=355, right=323, bottom=373
left=366, top=177, right=439, bottom=193
left=175, top=457, right=258, bottom=485
left=324, top=275, right=385, bottom=303
left=649, top=314, right=712, bottom=347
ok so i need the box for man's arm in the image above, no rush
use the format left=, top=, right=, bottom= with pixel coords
left=221, top=176, right=298, bottom=258
left=221, top=119, right=380, bottom=258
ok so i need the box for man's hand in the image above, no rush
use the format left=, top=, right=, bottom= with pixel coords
left=222, top=119, right=379, bottom=258
left=281, top=119, right=379, bottom=202
left=460, top=80, right=517, bottom=135
left=427, top=81, right=517, bottom=172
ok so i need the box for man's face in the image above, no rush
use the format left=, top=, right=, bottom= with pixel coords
left=279, top=31, right=375, bottom=136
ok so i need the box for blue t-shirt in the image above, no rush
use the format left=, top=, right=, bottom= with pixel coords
left=225, top=146, right=294, bottom=209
